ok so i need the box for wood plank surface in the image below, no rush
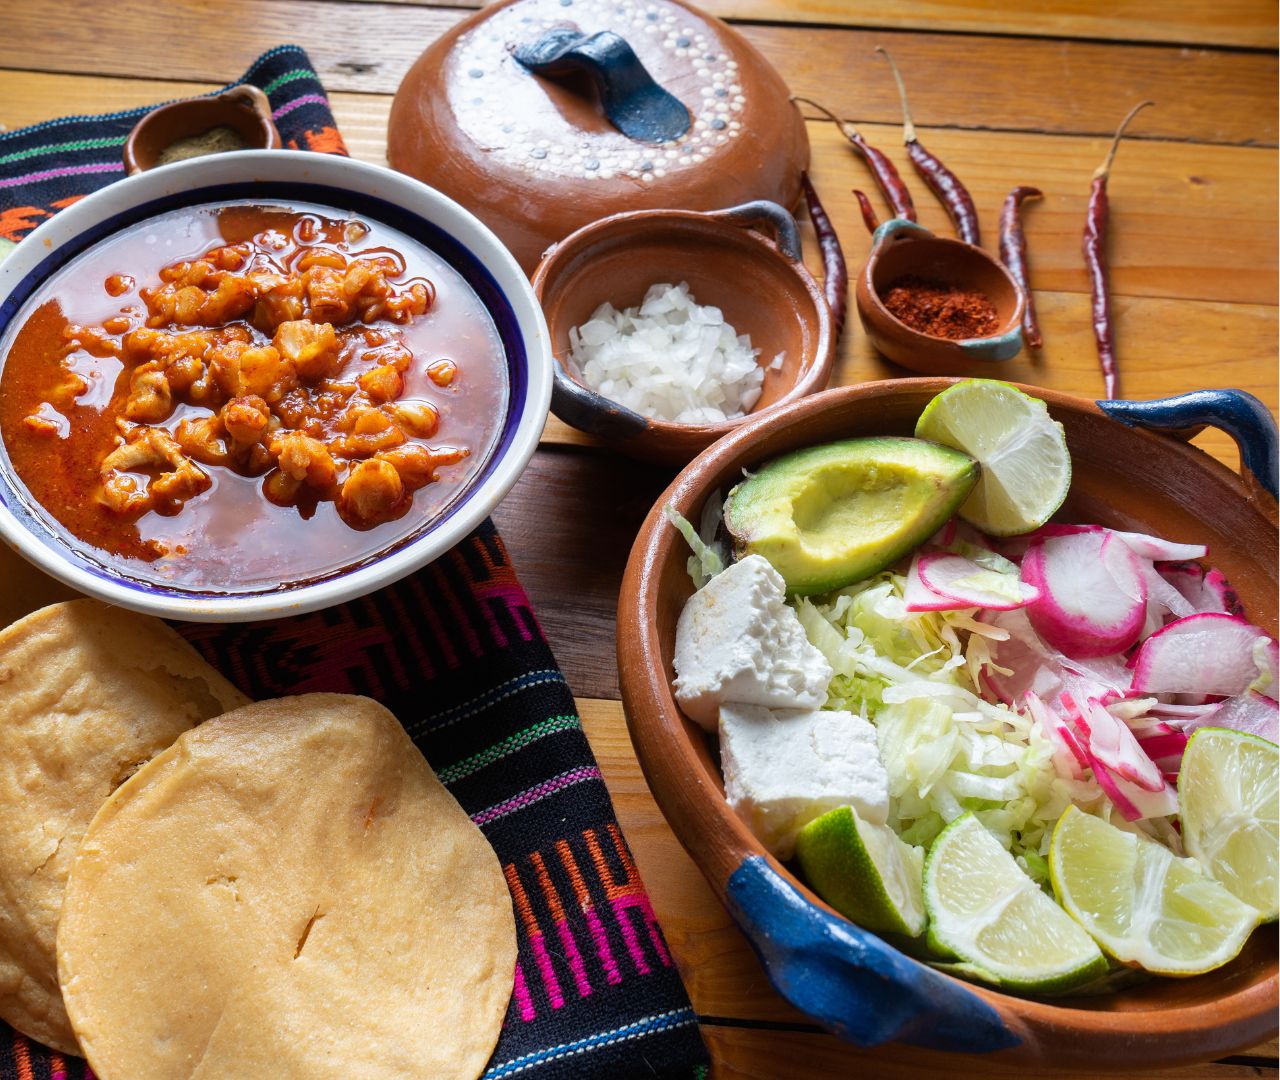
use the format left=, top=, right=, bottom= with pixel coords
left=2, top=1, right=1277, bottom=1074
left=396, top=0, right=1280, bottom=50
left=1, top=5, right=1275, bottom=145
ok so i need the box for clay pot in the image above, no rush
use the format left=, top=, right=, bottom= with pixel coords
left=387, top=0, right=809, bottom=274
left=124, top=86, right=281, bottom=175
left=618, top=378, right=1277, bottom=1066
left=531, top=201, right=834, bottom=465
left=856, top=219, right=1026, bottom=374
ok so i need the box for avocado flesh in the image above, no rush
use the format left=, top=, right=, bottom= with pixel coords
left=724, top=437, right=979, bottom=595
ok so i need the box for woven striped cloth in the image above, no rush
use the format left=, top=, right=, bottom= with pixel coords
left=0, top=46, right=708, bottom=1080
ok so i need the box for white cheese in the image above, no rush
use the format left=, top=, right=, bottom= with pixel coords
left=672, top=555, right=832, bottom=729
left=719, top=702, right=890, bottom=859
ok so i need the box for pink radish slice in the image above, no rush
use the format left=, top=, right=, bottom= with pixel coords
left=917, top=552, right=1040, bottom=610
left=1024, top=692, right=1087, bottom=778
left=1135, top=731, right=1189, bottom=773
left=980, top=608, right=1131, bottom=706
left=1111, top=530, right=1207, bottom=562
left=1082, top=698, right=1167, bottom=792
left=1021, top=532, right=1148, bottom=659
left=1158, top=562, right=1244, bottom=616
left=1137, top=560, right=1197, bottom=641
left=904, top=554, right=966, bottom=612
left=1185, top=691, right=1279, bottom=744
left=1130, top=613, right=1277, bottom=697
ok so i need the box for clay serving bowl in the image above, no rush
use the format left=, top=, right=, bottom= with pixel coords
left=857, top=219, right=1026, bottom=375
left=124, top=85, right=281, bottom=175
left=532, top=201, right=835, bottom=466
left=618, top=378, right=1278, bottom=1067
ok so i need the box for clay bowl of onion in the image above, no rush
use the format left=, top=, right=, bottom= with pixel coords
left=856, top=219, right=1026, bottom=375
left=617, top=377, right=1278, bottom=1068
left=531, top=200, right=835, bottom=466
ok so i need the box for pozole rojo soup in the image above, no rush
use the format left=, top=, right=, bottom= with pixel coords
left=0, top=202, right=508, bottom=592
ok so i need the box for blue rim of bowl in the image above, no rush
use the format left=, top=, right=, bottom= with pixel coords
left=0, top=180, right=529, bottom=601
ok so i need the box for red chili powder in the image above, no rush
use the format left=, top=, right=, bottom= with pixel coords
left=881, top=275, right=1000, bottom=339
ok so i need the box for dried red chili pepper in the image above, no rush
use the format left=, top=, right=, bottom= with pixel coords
left=1000, top=186, right=1044, bottom=349
left=1085, top=100, right=1153, bottom=399
left=852, top=189, right=880, bottom=234
left=792, top=96, right=916, bottom=222
left=877, top=48, right=980, bottom=246
left=800, top=172, right=848, bottom=338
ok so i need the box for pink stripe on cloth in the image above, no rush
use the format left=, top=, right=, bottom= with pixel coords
left=471, top=767, right=602, bottom=827
left=272, top=94, right=329, bottom=119
left=584, top=904, right=622, bottom=986
left=474, top=582, right=538, bottom=646
left=529, top=931, right=565, bottom=1011
left=555, top=918, right=592, bottom=1000
left=0, top=161, right=122, bottom=188
left=511, top=960, right=537, bottom=1023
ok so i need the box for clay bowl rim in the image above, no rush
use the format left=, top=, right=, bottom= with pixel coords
left=617, top=377, right=1278, bottom=1066
left=531, top=205, right=836, bottom=443
left=859, top=226, right=1027, bottom=349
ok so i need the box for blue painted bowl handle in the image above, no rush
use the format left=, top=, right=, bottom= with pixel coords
left=702, top=200, right=802, bottom=262
left=726, top=856, right=1021, bottom=1052
left=1098, top=389, right=1278, bottom=501
left=870, top=217, right=933, bottom=249
left=513, top=28, right=691, bottom=144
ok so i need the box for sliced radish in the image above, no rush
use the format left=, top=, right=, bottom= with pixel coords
left=1024, top=691, right=1087, bottom=779
left=917, top=552, right=1040, bottom=610
left=1185, top=691, right=1279, bottom=744
left=1021, top=531, right=1147, bottom=659
left=1135, top=730, right=1188, bottom=772
left=1082, top=698, right=1166, bottom=793
left=903, top=553, right=965, bottom=612
left=1130, top=613, right=1277, bottom=697
left=1111, top=529, right=1207, bottom=562
left=980, top=608, right=1130, bottom=706
left=1158, top=561, right=1243, bottom=616
left=1137, top=559, right=1196, bottom=640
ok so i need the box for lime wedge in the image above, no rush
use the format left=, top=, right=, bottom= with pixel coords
left=915, top=379, right=1071, bottom=537
left=1049, top=805, right=1261, bottom=975
left=924, top=813, right=1106, bottom=991
left=795, top=805, right=926, bottom=937
left=1179, top=728, right=1278, bottom=920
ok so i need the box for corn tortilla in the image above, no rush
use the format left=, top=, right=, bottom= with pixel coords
left=57, top=693, right=516, bottom=1080
left=0, top=599, right=249, bottom=1054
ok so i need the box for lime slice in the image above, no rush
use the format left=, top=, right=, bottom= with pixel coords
left=1049, top=805, right=1261, bottom=975
left=915, top=379, right=1071, bottom=537
left=1179, top=728, right=1278, bottom=920
left=795, top=805, right=926, bottom=937
left=924, top=813, right=1106, bottom=991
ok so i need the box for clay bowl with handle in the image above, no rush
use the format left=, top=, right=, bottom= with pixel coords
left=617, top=377, right=1278, bottom=1067
left=532, top=200, right=835, bottom=466
left=124, top=85, right=281, bottom=175
left=856, top=219, right=1027, bottom=374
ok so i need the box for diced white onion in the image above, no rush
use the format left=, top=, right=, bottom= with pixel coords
left=567, top=282, right=782, bottom=424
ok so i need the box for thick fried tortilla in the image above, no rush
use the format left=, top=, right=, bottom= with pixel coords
left=0, top=599, right=248, bottom=1053
left=57, top=693, right=516, bottom=1080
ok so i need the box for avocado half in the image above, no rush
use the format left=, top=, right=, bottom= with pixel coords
left=724, top=437, right=979, bottom=595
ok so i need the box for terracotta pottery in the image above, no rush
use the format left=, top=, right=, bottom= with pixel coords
left=124, top=86, right=281, bottom=175
left=531, top=201, right=834, bottom=465
left=387, top=0, right=809, bottom=274
left=618, top=378, right=1278, bottom=1067
left=856, top=219, right=1026, bottom=374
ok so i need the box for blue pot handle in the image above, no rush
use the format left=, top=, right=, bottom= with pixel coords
left=703, top=200, right=803, bottom=262
left=725, top=856, right=1020, bottom=1052
left=514, top=28, right=691, bottom=144
left=1098, top=389, right=1278, bottom=501
left=870, top=217, right=932, bottom=249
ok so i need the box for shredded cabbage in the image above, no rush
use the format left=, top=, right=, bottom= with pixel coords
left=664, top=502, right=724, bottom=589
left=791, top=570, right=1076, bottom=881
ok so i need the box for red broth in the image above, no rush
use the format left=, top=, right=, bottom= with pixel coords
left=0, top=202, right=508, bottom=593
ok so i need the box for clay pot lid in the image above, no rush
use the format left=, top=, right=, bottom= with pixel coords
left=388, top=0, right=809, bottom=273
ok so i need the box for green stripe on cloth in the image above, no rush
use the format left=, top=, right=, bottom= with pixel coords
left=262, top=68, right=315, bottom=94
left=0, top=136, right=126, bottom=166
left=437, top=714, right=582, bottom=785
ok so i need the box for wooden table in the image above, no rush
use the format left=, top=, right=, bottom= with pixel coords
left=3, top=0, right=1277, bottom=1075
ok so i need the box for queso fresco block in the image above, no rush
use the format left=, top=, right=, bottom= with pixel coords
left=672, top=554, right=832, bottom=729
left=719, top=702, right=890, bottom=860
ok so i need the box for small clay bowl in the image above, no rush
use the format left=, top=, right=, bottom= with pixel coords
left=124, top=85, right=281, bottom=175
left=531, top=200, right=835, bottom=466
left=856, top=218, right=1026, bottom=374
left=618, top=378, right=1278, bottom=1067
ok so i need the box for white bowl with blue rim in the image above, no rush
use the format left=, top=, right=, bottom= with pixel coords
left=0, top=151, right=552, bottom=621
